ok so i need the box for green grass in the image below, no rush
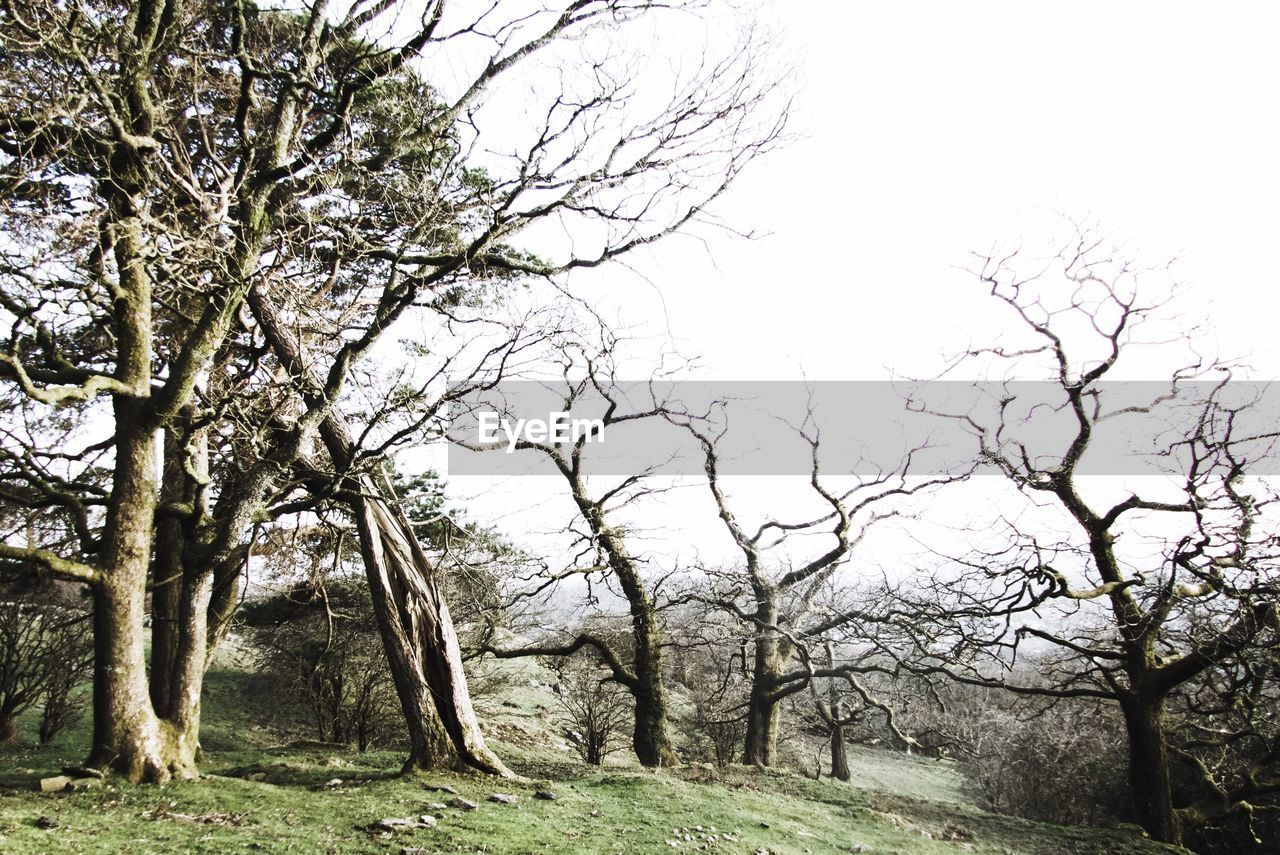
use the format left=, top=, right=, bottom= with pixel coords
left=0, top=662, right=1179, bottom=854
left=0, top=755, right=1178, bottom=854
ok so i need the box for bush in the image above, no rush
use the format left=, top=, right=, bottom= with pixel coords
left=242, top=578, right=403, bottom=750
left=0, top=593, right=92, bottom=745
left=894, top=678, right=1129, bottom=825
left=969, top=698, right=1130, bottom=825
left=547, top=653, right=632, bottom=765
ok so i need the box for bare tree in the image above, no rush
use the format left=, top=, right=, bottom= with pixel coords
left=671, top=408, right=958, bottom=767
left=667, top=601, right=749, bottom=767
left=246, top=572, right=404, bottom=752
left=901, top=228, right=1280, bottom=844
left=811, top=676, right=854, bottom=781
left=478, top=338, right=684, bottom=766
left=0, top=595, right=92, bottom=744
left=549, top=650, right=633, bottom=766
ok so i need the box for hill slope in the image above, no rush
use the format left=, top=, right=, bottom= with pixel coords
left=0, top=664, right=1176, bottom=854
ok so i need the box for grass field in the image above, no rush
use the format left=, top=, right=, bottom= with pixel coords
left=0, top=662, right=1178, bottom=854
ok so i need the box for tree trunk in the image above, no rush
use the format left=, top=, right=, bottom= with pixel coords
left=1121, top=695, right=1179, bottom=844
left=148, top=425, right=211, bottom=763
left=743, top=686, right=779, bottom=766
left=150, top=509, right=182, bottom=720
left=0, top=712, right=16, bottom=743
left=560, top=473, right=676, bottom=767
left=89, top=580, right=197, bottom=782
left=88, top=404, right=198, bottom=782
left=829, top=722, right=850, bottom=781
left=624, top=578, right=677, bottom=767
left=152, top=421, right=220, bottom=752
left=743, top=598, right=782, bottom=766
left=350, top=482, right=513, bottom=777
left=630, top=654, right=677, bottom=768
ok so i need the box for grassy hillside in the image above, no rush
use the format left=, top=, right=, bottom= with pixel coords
left=0, top=661, right=1177, bottom=854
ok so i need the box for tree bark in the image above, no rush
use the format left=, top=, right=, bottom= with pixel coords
left=566, top=492, right=676, bottom=768
left=743, top=684, right=779, bottom=767
left=630, top=635, right=677, bottom=767
left=148, top=425, right=211, bottom=763
left=247, top=281, right=509, bottom=777
left=829, top=722, right=850, bottom=781
left=349, top=487, right=511, bottom=774
left=618, top=556, right=677, bottom=767
left=88, top=403, right=198, bottom=782
left=1121, top=695, right=1179, bottom=844
left=743, top=598, right=782, bottom=766
left=356, top=489, right=512, bottom=774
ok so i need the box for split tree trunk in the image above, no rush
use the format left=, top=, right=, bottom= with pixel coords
left=348, top=482, right=511, bottom=776
left=250, top=285, right=510, bottom=777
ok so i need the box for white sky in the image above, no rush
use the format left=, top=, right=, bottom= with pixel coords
left=566, top=1, right=1280, bottom=379
left=443, top=1, right=1280, bottom=575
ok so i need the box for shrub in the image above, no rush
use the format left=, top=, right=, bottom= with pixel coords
left=547, top=652, right=632, bottom=765
left=0, top=594, right=92, bottom=745
left=242, top=578, right=403, bottom=750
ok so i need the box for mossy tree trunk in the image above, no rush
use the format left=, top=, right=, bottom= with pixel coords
left=586, top=510, right=677, bottom=768
left=89, top=404, right=199, bottom=782
left=1121, top=694, right=1179, bottom=844
left=743, top=596, right=782, bottom=766
left=829, top=721, right=850, bottom=781
left=629, top=613, right=677, bottom=767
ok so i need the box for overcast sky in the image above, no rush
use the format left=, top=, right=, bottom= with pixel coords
left=560, top=1, right=1280, bottom=380
left=447, top=1, right=1280, bottom=566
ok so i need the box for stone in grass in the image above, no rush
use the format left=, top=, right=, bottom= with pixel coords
left=448, top=797, right=478, bottom=811
left=427, top=784, right=459, bottom=795
left=37, top=776, right=73, bottom=794
left=488, top=793, right=518, bottom=805
left=34, top=816, right=59, bottom=829
left=425, top=802, right=448, bottom=811
left=533, top=790, right=556, bottom=801
left=372, top=815, right=436, bottom=832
